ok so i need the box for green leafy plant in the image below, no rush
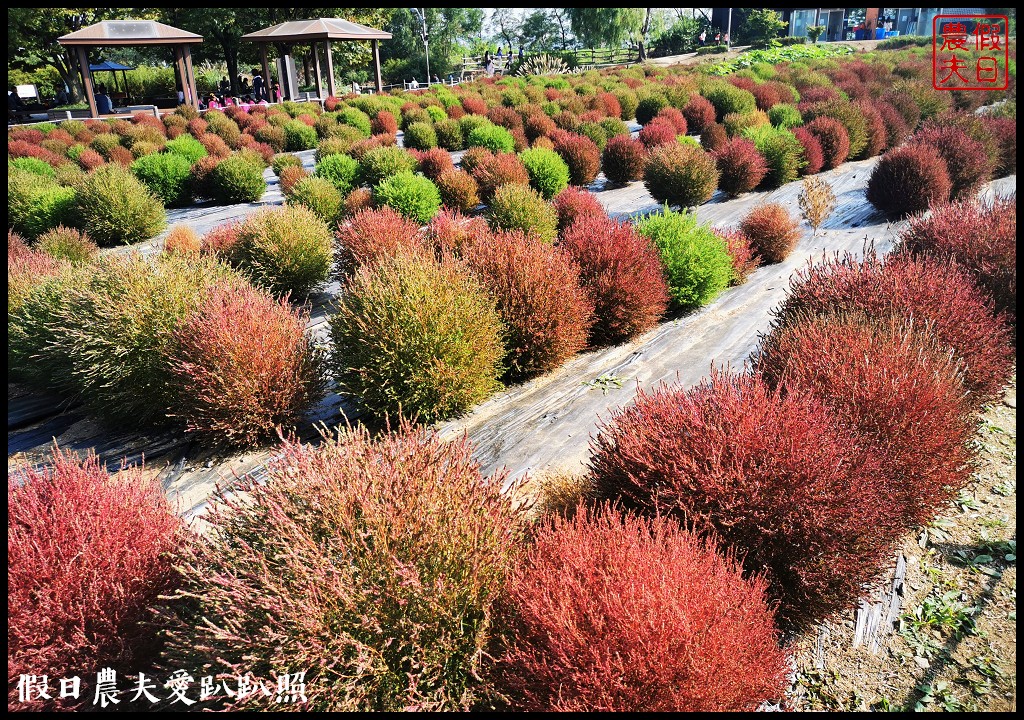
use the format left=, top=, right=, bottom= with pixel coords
left=373, top=171, right=442, bottom=224
left=486, top=184, right=558, bottom=243
left=74, top=164, right=166, bottom=246
left=231, top=205, right=333, bottom=297
left=519, top=147, right=571, bottom=199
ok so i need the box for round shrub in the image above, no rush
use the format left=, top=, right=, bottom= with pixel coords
left=403, top=121, right=439, bottom=151
left=10, top=156, right=56, bottom=178
left=288, top=175, right=344, bottom=223
left=425, top=209, right=490, bottom=257
left=436, top=169, right=481, bottom=213
left=467, top=123, right=516, bottom=153
left=793, top=127, right=824, bottom=175
left=739, top=204, right=801, bottom=264
left=313, top=151, right=359, bottom=194
left=912, top=125, right=990, bottom=200
left=805, top=117, right=850, bottom=170
left=164, top=134, right=208, bottom=164
left=900, top=197, right=1016, bottom=324
left=523, top=111, right=556, bottom=142
left=805, top=100, right=869, bottom=159
left=715, top=227, right=760, bottom=283
left=464, top=230, right=592, bottom=380
left=682, top=95, right=716, bottom=135
left=635, top=207, right=734, bottom=310
left=413, top=147, right=455, bottom=180
left=277, top=164, right=308, bottom=197
left=589, top=371, right=892, bottom=628
left=338, top=107, right=372, bottom=137
left=981, top=116, right=1015, bottom=177
left=163, top=224, right=202, bottom=255
left=434, top=118, right=464, bottom=150
left=9, top=449, right=180, bottom=712
left=492, top=507, right=788, bottom=712
left=272, top=152, right=303, bottom=176
left=768, top=103, right=802, bottom=129
left=472, top=152, right=530, bottom=201
left=130, top=151, right=193, bottom=207
left=370, top=109, right=399, bottom=136
left=459, top=145, right=493, bottom=173
left=358, top=145, right=417, bottom=188
left=741, top=125, right=803, bottom=188
left=8, top=172, right=78, bottom=240
left=329, top=252, right=504, bottom=422
left=198, top=132, right=230, bottom=158
left=772, top=250, right=1013, bottom=406
left=158, top=427, right=525, bottom=711
left=643, top=142, right=718, bottom=208
left=75, top=164, right=166, bottom=245
left=553, top=186, right=605, bottom=234
left=701, top=83, right=757, bottom=120
left=866, top=144, right=951, bottom=218
left=700, top=121, right=728, bottom=151
left=170, top=283, right=324, bottom=445
left=335, top=206, right=425, bottom=273
left=560, top=215, right=669, bottom=345
left=713, top=138, right=768, bottom=196
left=638, top=119, right=678, bottom=149
left=553, top=132, right=601, bottom=186
left=209, top=154, right=267, bottom=204
left=635, top=94, right=669, bottom=125
left=373, top=171, right=441, bottom=224
left=519, top=147, right=570, bottom=199
left=756, top=314, right=974, bottom=529
left=723, top=111, right=769, bottom=137
left=35, top=225, right=97, bottom=264
left=232, top=205, right=333, bottom=296
left=7, top=243, right=66, bottom=318
left=577, top=121, right=608, bottom=151
left=855, top=100, right=887, bottom=158
left=487, top=184, right=558, bottom=244
left=284, top=120, right=318, bottom=151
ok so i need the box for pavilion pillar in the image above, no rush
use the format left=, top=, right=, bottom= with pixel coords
left=173, top=45, right=189, bottom=107
left=324, top=40, right=336, bottom=98
left=182, top=44, right=199, bottom=106
left=372, top=39, right=383, bottom=93
left=76, top=45, right=99, bottom=118
left=260, top=45, right=274, bottom=102
left=313, top=42, right=324, bottom=98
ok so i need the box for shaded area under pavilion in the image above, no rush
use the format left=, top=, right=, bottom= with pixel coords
left=242, top=18, right=392, bottom=98
left=58, top=19, right=203, bottom=118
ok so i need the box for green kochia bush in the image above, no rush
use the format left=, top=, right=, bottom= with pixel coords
left=643, top=143, right=719, bottom=208
left=10, top=157, right=56, bottom=178
left=701, top=83, right=757, bottom=120
left=8, top=171, right=78, bottom=240
left=164, top=135, right=208, bottom=164
left=635, top=207, right=734, bottom=311
left=329, top=251, right=505, bottom=422
left=467, top=124, right=516, bottom=153
left=74, top=164, right=166, bottom=245
left=403, top=121, right=439, bottom=150
left=742, top=125, right=804, bottom=188
left=487, top=184, right=559, bottom=244
left=287, top=176, right=344, bottom=223
left=373, top=172, right=442, bottom=224
left=230, top=205, right=333, bottom=297
left=314, top=152, right=359, bottom=194
left=157, top=426, right=525, bottom=711
left=519, top=147, right=570, bottom=199
left=210, top=155, right=267, bottom=204
left=284, top=120, right=318, bottom=151
left=767, top=103, right=803, bottom=129
left=359, top=145, right=417, bottom=188
left=130, top=152, right=193, bottom=206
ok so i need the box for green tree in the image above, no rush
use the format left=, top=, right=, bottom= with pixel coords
left=744, top=9, right=788, bottom=49
left=381, top=8, right=482, bottom=84
left=567, top=8, right=644, bottom=49
left=520, top=10, right=558, bottom=51
left=9, top=7, right=149, bottom=102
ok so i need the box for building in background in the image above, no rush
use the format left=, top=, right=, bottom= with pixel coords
left=781, top=8, right=986, bottom=41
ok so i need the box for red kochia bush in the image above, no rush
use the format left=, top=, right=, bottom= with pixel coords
left=472, top=152, right=530, bottom=201
left=855, top=100, right=887, bottom=158
left=491, top=507, right=788, bottom=711
left=553, top=132, right=601, bottom=186
left=371, top=110, right=398, bottom=136
left=464, top=230, right=593, bottom=379
left=560, top=215, right=668, bottom=345
left=8, top=140, right=66, bottom=167
left=756, top=314, right=975, bottom=528
left=714, top=227, right=760, bottom=284
left=900, top=197, right=1016, bottom=325
left=713, top=138, right=768, bottom=196
left=588, top=371, right=892, bottom=628
left=277, top=164, right=309, bottom=197
left=912, top=125, right=991, bottom=199
left=866, top=143, right=952, bottom=218
left=601, top=135, right=647, bottom=184
left=699, top=121, right=728, bottom=152
left=413, top=147, right=456, bottom=180
left=170, top=283, right=325, bottom=445
left=805, top=117, right=850, bottom=169
left=981, top=117, right=1016, bottom=177
left=426, top=208, right=490, bottom=256
left=435, top=169, right=481, bottom=214
left=638, top=118, right=678, bottom=149
left=201, top=220, right=242, bottom=256
left=523, top=111, right=556, bottom=141
left=876, top=101, right=911, bottom=148
left=739, top=204, right=801, bottom=264
left=553, top=186, right=605, bottom=233
left=793, top=127, right=824, bottom=175
left=654, top=106, right=688, bottom=134
left=461, top=95, right=487, bottom=115
left=335, top=206, right=425, bottom=273
left=8, top=448, right=180, bottom=711
left=77, top=148, right=105, bottom=170
left=773, top=250, right=1013, bottom=405
left=683, top=95, right=716, bottom=135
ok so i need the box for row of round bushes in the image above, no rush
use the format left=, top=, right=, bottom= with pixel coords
left=7, top=239, right=323, bottom=447
left=10, top=199, right=1014, bottom=715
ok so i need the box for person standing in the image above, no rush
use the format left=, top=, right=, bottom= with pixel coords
left=252, top=68, right=265, bottom=103
left=699, top=29, right=707, bottom=46
left=219, top=75, right=230, bottom=96
left=518, top=46, right=524, bottom=63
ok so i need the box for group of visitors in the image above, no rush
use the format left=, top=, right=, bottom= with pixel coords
left=482, top=45, right=524, bottom=77
left=198, top=69, right=280, bottom=109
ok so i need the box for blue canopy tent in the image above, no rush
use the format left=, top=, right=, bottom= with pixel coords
left=88, top=59, right=135, bottom=99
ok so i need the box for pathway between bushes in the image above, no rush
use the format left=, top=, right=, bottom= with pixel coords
left=7, top=156, right=1016, bottom=515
